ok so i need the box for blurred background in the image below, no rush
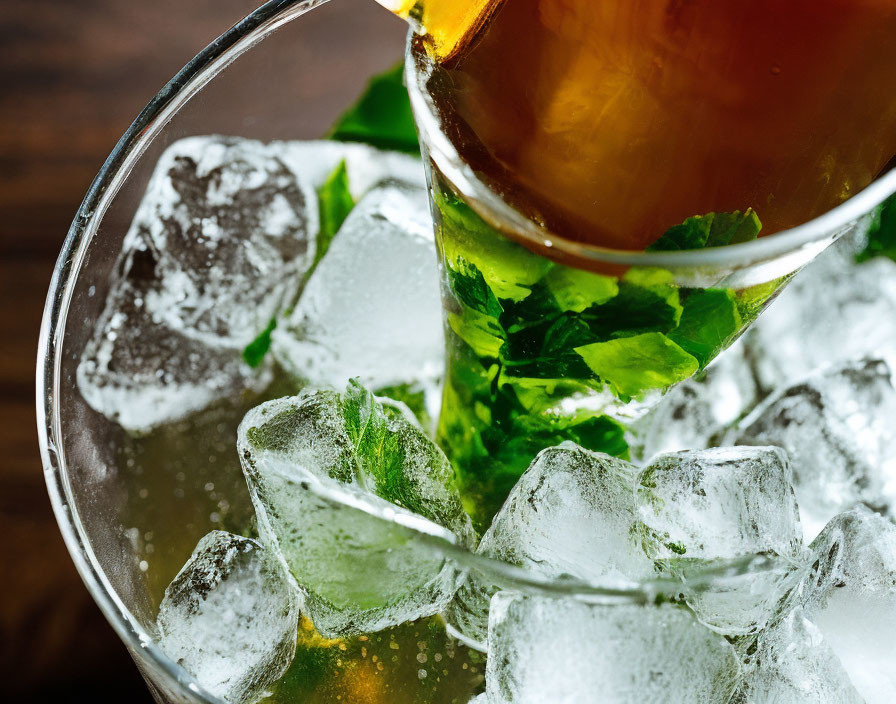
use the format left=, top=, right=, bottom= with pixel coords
left=0, top=1, right=273, bottom=699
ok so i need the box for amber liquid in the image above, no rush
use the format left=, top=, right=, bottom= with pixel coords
left=424, top=0, right=896, bottom=250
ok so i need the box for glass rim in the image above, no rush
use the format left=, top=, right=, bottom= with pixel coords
left=35, top=1, right=807, bottom=699
left=405, top=36, right=896, bottom=269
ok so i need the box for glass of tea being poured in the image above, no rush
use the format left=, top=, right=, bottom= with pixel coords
left=382, top=0, right=896, bottom=523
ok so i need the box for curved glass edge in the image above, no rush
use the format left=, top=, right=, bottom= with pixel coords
left=303, top=472, right=791, bottom=603
left=405, top=37, right=896, bottom=270
left=35, top=1, right=321, bottom=701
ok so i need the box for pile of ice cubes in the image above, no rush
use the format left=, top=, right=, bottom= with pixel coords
left=90, top=136, right=896, bottom=702
left=159, top=404, right=896, bottom=703
left=451, top=444, right=896, bottom=703
left=77, top=135, right=440, bottom=433
left=157, top=380, right=477, bottom=702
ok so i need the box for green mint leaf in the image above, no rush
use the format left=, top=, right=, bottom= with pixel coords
left=373, top=383, right=432, bottom=432
left=735, top=275, right=788, bottom=323
left=668, top=289, right=742, bottom=369
left=342, top=379, right=408, bottom=499
left=448, top=258, right=504, bottom=319
left=448, top=310, right=506, bottom=359
left=500, top=316, right=596, bottom=380
left=647, top=209, right=762, bottom=252
left=582, top=279, right=682, bottom=340
left=328, top=62, right=420, bottom=155
left=342, top=380, right=473, bottom=540
left=575, top=333, right=699, bottom=398
left=435, top=188, right=553, bottom=300
left=242, top=317, right=277, bottom=368
left=314, top=160, right=355, bottom=268
left=857, top=193, right=896, bottom=263
left=544, top=266, right=618, bottom=312
left=445, top=258, right=508, bottom=358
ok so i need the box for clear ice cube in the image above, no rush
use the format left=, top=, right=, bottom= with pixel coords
left=638, top=447, right=803, bottom=635
left=485, top=592, right=741, bottom=704
left=638, top=447, right=802, bottom=561
left=633, top=338, right=759, bottom=460
left=156, top=531, right=299, bottom=704
left=273, top=140, right=425, bottom=198
left=480, top=443, right=654, bottom=584
left=800, top=507, right=896, bottom=704
left=77, top=238, right=271, bottom=433
left=446, top=443, right=654, bottom=647
left=237, top=382, right=474, bottom=637
left=130, top=135, right=318, bottom=347
left=744, top=238, right=896, bottom=393
left=739, top=606, right=864, bottom=704
left=737, top=357, right=896, bottom=540
left=271, top=182, right=443, bottom=397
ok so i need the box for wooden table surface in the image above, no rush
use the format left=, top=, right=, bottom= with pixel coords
left=0, top=2, right=282, bottom=698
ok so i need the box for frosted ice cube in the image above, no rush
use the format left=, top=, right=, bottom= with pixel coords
left=130, top=135, right=317, bottom=347
left=481, top=443, right=654, bottom=583
left=486, top=593, right=741, bottom=704
left=237, top=382, right=474, bottom=636
left=639, top=447, right=802, bottom=561
left=633, top=338, right=759, bottom=460
left=737, top=357, right=896, bottom=540
left=638, top=447, right=803, bottom=635
left=156, top=531, right=299, bottom=704
left=273, top=140, right=425, bottom=198
left=744, top=238, right=896, bottom=392
left=799, top=507, right=896, bottom=704
left=77, top=238, right=270, bottom=433
left=446, top=443, right=654, bottom=647
left=739, top=606, right=863, bottom=704
left=272, top=183, right=442, bottom=397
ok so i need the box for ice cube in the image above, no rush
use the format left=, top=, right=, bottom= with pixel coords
left=744, top=237, right=896, bottom=393
left=237, top=381, right=474, bottom=636
left=156, top=531, right=299, bottom=704
left=799, top=507, right=896, bottom=704
left=446, top=443, right=654, bottom=646
left=271, top=183, right=443, bottom=399
left=638, top=447, right=804, bottom=635
left=737, top=357, right=896, bottom=540
left=481, top=443, right=654, bottom=583
left=485, top=592, right=741, bottom=704
left=638, top=447, right=802, bottom=562
left=130, top=135, right=318, bottom=347
left=633, top=338, right=759, bottom=460
left=77, top=238, right=270, bottom=433
left=739, top=606, right=864, bottom=704
left=273, top=140, right=425, bottom=198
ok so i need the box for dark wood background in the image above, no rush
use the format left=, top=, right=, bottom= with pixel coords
left=0, top=2, right=288, bottom=699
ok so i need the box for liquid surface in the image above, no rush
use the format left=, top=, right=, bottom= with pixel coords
left=420, top=0, right=896, bottom=249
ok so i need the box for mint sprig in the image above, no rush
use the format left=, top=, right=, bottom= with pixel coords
left=328, top=62, right=420, bottom=155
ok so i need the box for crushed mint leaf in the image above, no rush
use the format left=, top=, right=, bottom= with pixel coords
left=575, top=333, right=699, bottom=399
left=314, top=160, right=355, bottom=268
left=669, top=289, right=742, bottom=369
left=647, top=209, right=762, bottom=252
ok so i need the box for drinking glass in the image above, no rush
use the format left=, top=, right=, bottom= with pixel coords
left=36, top=1, right=896, bottom=702
left=405, top=38, right=895, bottom=524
